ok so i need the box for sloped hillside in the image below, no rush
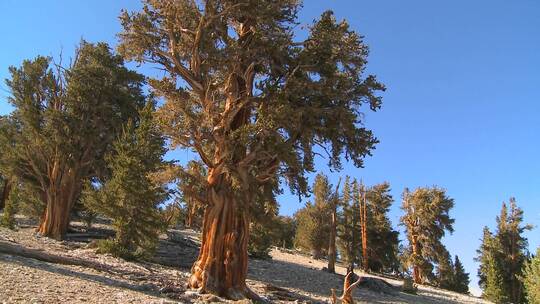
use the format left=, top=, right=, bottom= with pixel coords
left=0, top=219, right=491, bottom=304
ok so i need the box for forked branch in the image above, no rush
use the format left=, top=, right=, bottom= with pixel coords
left=331, top=271, right=362, bottom=304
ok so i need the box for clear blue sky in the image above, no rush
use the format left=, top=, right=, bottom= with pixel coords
left=1, top=0, right=539, bottom=296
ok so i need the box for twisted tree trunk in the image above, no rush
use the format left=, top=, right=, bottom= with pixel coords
left=188, top=178, right=256, bottom=300
left=37, top=167, right=81, bottom=240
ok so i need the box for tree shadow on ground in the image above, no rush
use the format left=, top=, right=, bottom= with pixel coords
left=0, top=253, right=175, bottom=301
left=248, top=256, right=474, bottom=304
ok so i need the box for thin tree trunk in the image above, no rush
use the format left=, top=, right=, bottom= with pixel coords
left=361, top=191, right=368, bottom=271
left=0, top=179, right=11, bottom=210
left=327, top=179, right=340, bottom=273
left=328, top=209, right=337, bottom=273
left=411, top=234, right=421, bottom=283
left=188, top=180, right=257, bottom=300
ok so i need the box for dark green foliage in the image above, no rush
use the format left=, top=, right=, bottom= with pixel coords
left=293, top=173, right=332, bottom=258
left=3, top=41, right=146, bottom=238
left=435, top=249, right=455, bottom=290
left=434, top=251, right=470, bottom=293
left=365, top=182, right=400, bottom=272
left=249, top=209, right=295, bottom=258
left=522, top=248, right=540, bottom=304
left=476, top=199, right=531, bottom=303
left=272, top=216, right=296, bottom=249
left=83, top=103, right=168, bottom=259
left=337, top=176, right=359, bottom=265
left=452, top=255, right=470, bottom=294
left=248, top=221, right=274, bottom=259
left=401, top=187, right=455, bottom=283
left=1, top=185, right=20, bottom=229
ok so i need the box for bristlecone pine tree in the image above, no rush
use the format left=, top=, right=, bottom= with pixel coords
left=294, top=173, right=333, bottom=259
left=4, top=42, right=146, bottom=239
left=476, top=198, right=531, bottom=303
left=401, top=187, right=455, bottom=284
left=83, top=102, right=168, bottom=259
left=522, top=247, right=540, bottom=304
left=118, top=1, right=384, bottom=298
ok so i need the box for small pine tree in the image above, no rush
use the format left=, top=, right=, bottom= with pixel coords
left=452, top=255, right=470, bottom=294
left=483, top=257, right=509, bottom=303
left=522, top=248, right=540, bottom=304
left=83, top=102, right=167, bottom=259
left=293, top=173, right=332, bottom=258
left=476, top=199, right=531, bottom=303
left=337, top=176, right=358, bottom=266
left=435, top=249, right=455, bottom=290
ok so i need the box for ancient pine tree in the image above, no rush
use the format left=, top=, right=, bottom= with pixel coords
left=401, top=187, right=455, bottom=284
left=4, top=42, right=145, bottom=239
left=118, top=0, right=384, bottom=298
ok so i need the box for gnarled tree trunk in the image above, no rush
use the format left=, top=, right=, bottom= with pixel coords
left=37, top=167, right=81, bottom=240
left=188, top=179, right=256, bottom=300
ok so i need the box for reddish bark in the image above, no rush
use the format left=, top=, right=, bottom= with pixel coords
left=37, top=167, right=81, bottom=240
left=331, top=271, right=362, bottom=304
left=359, top=186, right=368, bottom=271
left=188, top=175, right=257, bottom=300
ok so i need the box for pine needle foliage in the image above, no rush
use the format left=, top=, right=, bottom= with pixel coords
left=476, top=199, right=531, bottom=303
left=3, top=41, right=146, bottom=239
left=452, top=255, right=470, bottom=294
left=84, top=103, right=168, bottom=260
left=522, top=248, right=540, bottom=304
left=294, top=173, right=332, bottom=258
left=400, top=187, right=455, bottom=284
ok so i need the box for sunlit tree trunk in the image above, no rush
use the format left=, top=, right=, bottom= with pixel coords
left=188, top=178, right=255, bottom=299
left=328, top=208, right=337, bottom=273
left=361, top=191, right=368, bottom=271
left=37, top=165, right=81, bottom=240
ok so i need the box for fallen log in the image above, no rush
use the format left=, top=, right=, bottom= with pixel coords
left=0, top=239, right=115, bottom=274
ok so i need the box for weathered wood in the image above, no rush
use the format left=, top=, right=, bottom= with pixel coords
left=331, top=271, right=362, bottom=304
left=0, top=240, right=110, bottom=273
